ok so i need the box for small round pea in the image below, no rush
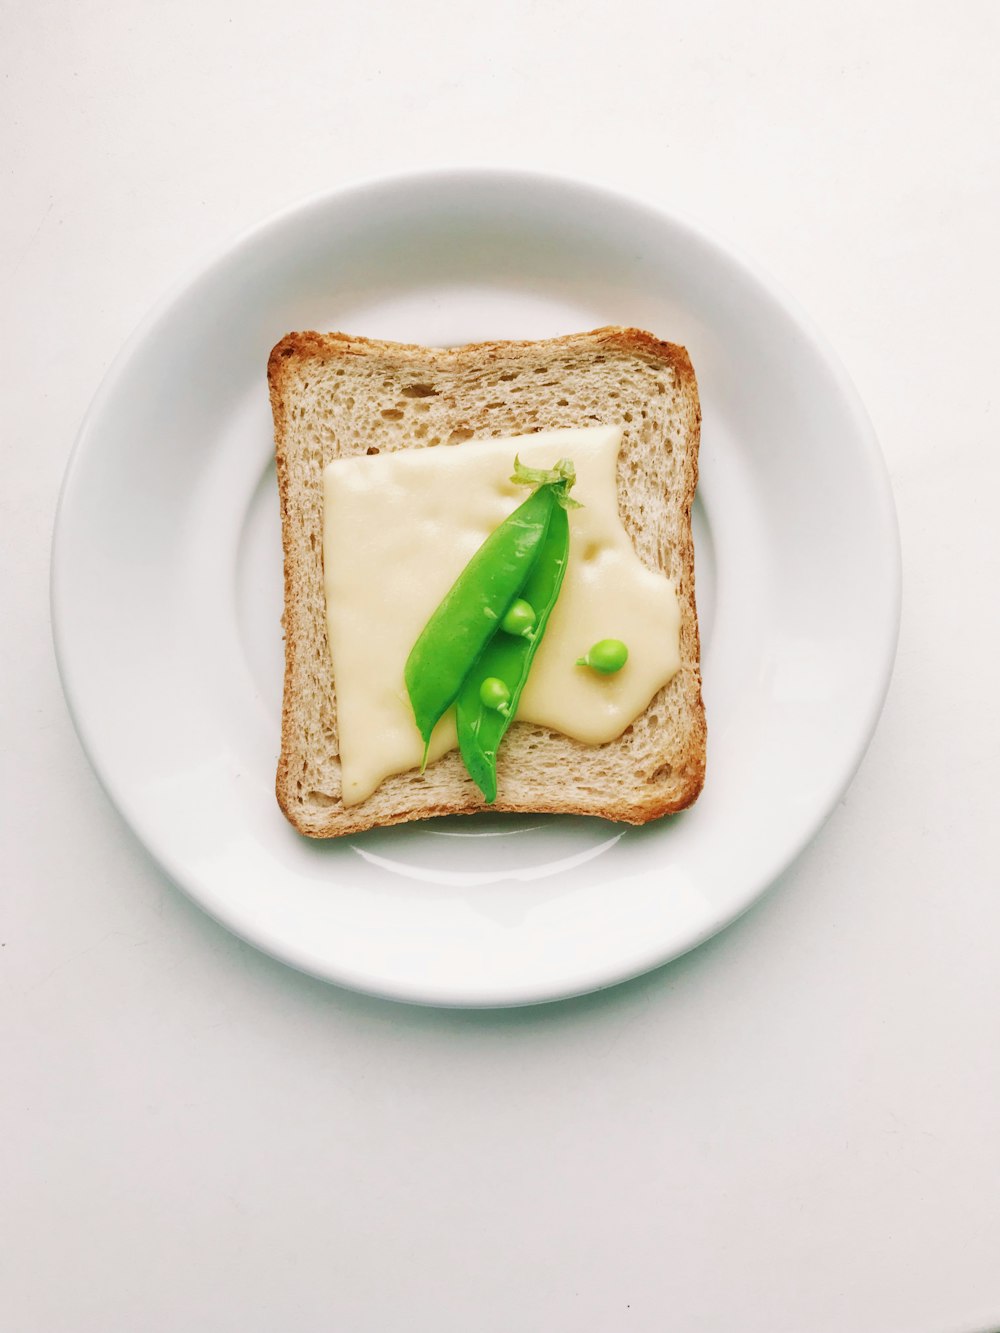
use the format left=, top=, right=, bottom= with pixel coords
left=576, top=638, right=629, bottom=675
left=479, top=677, right=511, bottom=714
left=500, top=598, right=537, bottom=638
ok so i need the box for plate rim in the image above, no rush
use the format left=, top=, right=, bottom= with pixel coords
left=50, top=167, right=902, bottom=1007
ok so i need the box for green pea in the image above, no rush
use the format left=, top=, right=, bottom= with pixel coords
left=479, top=677, right=511, bottom=714
left=500, top=598, right=537, bottom=638
left=576, top=638, right=629, bottom=674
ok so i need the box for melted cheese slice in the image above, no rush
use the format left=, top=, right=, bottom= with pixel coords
left=323, top=427, right=680, bottom=805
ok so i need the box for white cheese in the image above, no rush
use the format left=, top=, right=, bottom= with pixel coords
left=323, top=427, right=681, bottom=805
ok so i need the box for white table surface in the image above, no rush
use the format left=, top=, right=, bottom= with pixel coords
left=3, top=2, right=998, bottom=1330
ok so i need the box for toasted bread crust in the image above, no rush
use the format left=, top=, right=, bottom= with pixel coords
left=269, top=327, right=705, bottom=836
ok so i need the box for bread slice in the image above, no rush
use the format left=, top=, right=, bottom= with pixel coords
left=268, top=326, right=705, bottom=837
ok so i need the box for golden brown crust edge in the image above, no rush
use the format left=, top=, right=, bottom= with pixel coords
left=267, top=324, right=698, bottom=385
left=268, top=342, right=305, bottom=833
left=659, top=333, right=706, bottom=818
left=269, top=326, right=706, bottom=836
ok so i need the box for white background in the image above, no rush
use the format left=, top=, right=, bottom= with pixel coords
left=2, top=2, right=998, bottom=1330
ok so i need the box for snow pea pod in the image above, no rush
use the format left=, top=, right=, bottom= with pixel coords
left=455, top=498, right=571, bottom=803
left=404, top=483, right=556, bottom=762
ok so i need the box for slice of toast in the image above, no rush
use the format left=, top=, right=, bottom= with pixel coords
left=268, top=326, right=705, bottom=837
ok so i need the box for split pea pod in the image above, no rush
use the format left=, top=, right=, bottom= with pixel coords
left=404, top=483, right=556, bottom=762
left=455, top=499, right=571, bottom=803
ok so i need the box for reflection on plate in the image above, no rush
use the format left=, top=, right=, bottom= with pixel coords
left=52, top=170, right=900, bottom=1006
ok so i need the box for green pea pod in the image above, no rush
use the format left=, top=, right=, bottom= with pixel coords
left=455, top=500, right=571, bottom=802
left=404, top=484, right=556, bottom=760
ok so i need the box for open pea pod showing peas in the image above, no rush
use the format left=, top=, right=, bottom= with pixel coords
left=455, top=497, right=571, bottom=803
left=404, top=459, right=578, bottom=763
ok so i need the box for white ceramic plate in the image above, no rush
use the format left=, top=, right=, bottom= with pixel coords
left=52, top=170, right=900, bottom=1007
